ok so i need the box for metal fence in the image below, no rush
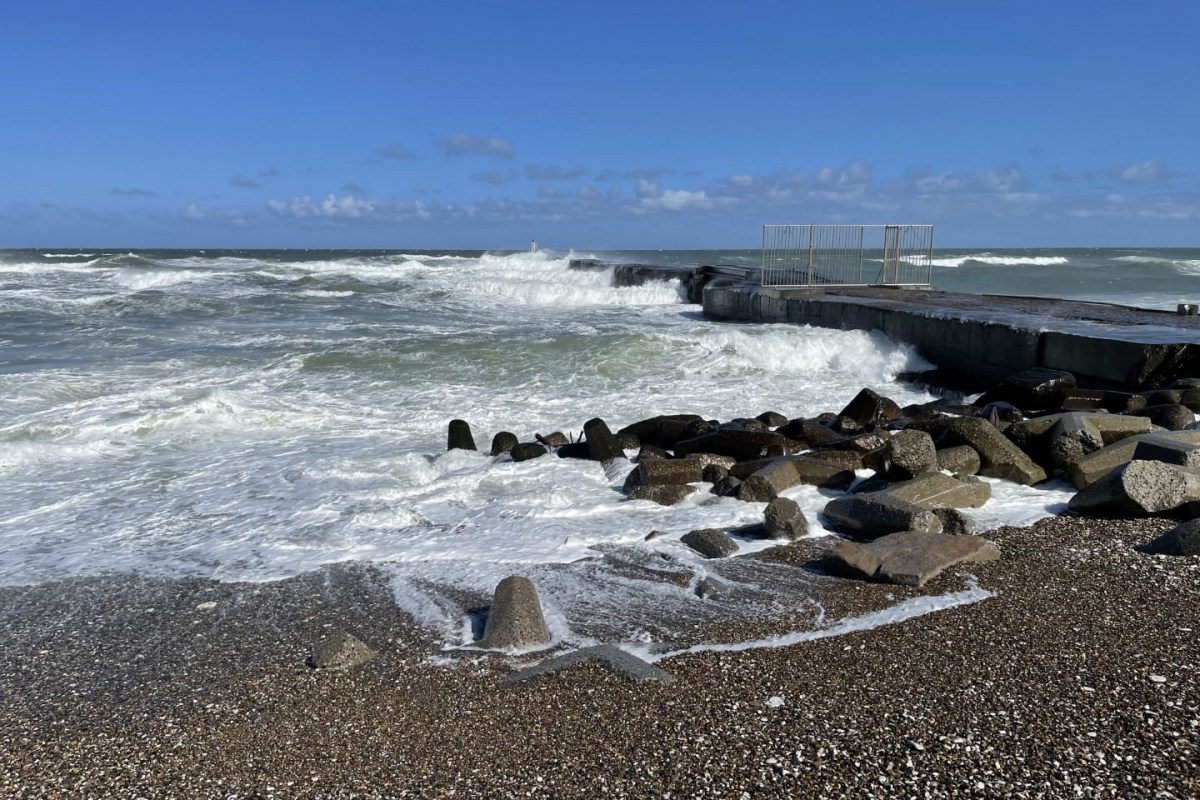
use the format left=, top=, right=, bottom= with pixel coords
left=761, top=224, right=934, bottom=287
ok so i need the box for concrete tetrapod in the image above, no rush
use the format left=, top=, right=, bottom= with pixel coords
left=479, top=576, right=552, bottom=652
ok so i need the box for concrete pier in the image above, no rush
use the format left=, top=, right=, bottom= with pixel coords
left=569, top=259, right=1200, bottom=390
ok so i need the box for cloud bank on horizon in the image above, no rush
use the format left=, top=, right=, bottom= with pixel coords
left=1, top=1, right=1196, bottom=248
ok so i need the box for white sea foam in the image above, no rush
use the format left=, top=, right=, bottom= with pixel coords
left=931, top=254, right=1071, bottom=268
left=622, top=579, right=994, bottom=662
left=111, top=267, right=215, bottom=290
left=1111, top=256, right=1200, bottom=275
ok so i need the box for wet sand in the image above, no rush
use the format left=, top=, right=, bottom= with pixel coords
left=1, top=515, right=1197, bottom=798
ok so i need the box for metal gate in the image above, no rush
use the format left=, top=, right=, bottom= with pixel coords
left=761, top=224, right=934, bottom=287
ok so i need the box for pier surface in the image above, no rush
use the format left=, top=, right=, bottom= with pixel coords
left=571, top=259, right=1200, bottom=389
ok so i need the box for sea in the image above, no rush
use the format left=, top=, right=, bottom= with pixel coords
left=3, top=247, right=1198, bottom=650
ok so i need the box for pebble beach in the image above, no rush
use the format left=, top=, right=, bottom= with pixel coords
left=2, top=514, right=1196, bottom=799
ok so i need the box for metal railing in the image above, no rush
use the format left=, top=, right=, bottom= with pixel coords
left=761, top=224, right=934, bottom=287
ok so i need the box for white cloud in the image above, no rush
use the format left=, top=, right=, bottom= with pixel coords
left=184, top=203, right=204, bottom=220
left=439, top=133, right=515, bottom=158
left=266, top=193, right=376, bottom=218
left=638, top=189, right=733, bottom=212
left=1118, top=160, right=1168, bottom=185
left=635, top=179, right=661, bottom=198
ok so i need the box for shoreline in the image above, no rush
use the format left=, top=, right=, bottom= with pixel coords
left=2, top=514, right=1197, bottom=798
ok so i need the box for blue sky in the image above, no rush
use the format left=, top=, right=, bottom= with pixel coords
left=2, top=0, right=1197, bottom=249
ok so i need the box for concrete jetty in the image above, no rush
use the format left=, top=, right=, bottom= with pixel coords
left=569, top=259, right=1200, bottom=390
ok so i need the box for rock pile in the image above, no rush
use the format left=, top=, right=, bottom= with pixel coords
left=445, top=369, right=1200, bottom=585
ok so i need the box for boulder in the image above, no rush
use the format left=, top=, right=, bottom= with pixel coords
left=1008, top=412, right=1152, bottom=473
left=1144, top=519, right=1200, bottom=556
left=308, top=632, right=377, bottom=671
left=681, top=528, right=738, bottom=559
left=978, top=401, right=1024, bottom=430
left=977, top=367, right=1076, bottom=412
left=535, top=431, right=570, bottom=448
left=737, top=456, right=857, bottom=502
left=627, top=484, right=698, bottom=506
left=882, top=472, right=991, bottom=510
left=509, top=442, right=548, bottom=462
left=621, top=458, right=704, bottom=493
left=672, top=428, right=803, bottom=461
left=1129, top=404, right=1195, bottom=431
left=702, top=463, right=730, bottom=484
left=764, top=497, right=808, bottom=540
left=695, top=577, right=726, bottom=599
left=637, top=444, right=669, bottom=461
left=1132, top=437, right=1200, bottom=469
left=821, top=495, right=943, bottom=539
left=837, top=388, right=902, bottom=427
left=756, top=411, right=788, bottom=428
left=447, top=419, right=477, bottom=451
left=931, top=507, right=976, bottom=536
left=939, top=417, right=1046, bottom=485
left=583, top=417, right=623, bottom=462
left=710, top=475, right=742, bottom=497
left=1067, top=430, right=1200, bottom=489
left=479, top=576, right=551, bottom=651
left=883, top=429, right=939, bottom=480
left=616, top=433, right=641, bottom=451
left=554, top=442, right=591, bottom=460
left=1067, top=460, right=1200, bottom=518
left=489, top=431, right=519, bottom=457
left=775, top=417, right=845, bottom=447
left=682, top=452, right=738, bottom=471
left=825, top=532, right=1000, bottom=587
left=936, top=445, right=981, bottom=476
left=617, top=415, right=704, bottom=450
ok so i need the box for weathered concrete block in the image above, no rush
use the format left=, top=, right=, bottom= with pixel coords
left=621, top=458, right=704, bottom=493
left=447, top=419, right=477, bottom=451
left=681, top=528, right=738, bottom=559
left=489, top=431, right=518, bottom=457
left=936, top=445, right=981, bottom=476
left=932, top=507, right=976, bottom=536
left=509, top=442, right=548, bottom=462
left=775, top=417, right=845, bottom=448
left=940, top=417, right=1046, bottom=485
left=825, top=531, right=1000, bottom=587
left=616, top=414, right=704, bottom=449
left=480, top=576, right=551, bottom=651
left=308, top=632, right=377, bottom=671
left=884, top=428, right=938, bottom=480
left=756, top=410, right=788, bottom=428
left=1068, top=430, right=1200, bottom=489
left=1010, top=412, right=1153, bottom=474
left=882, top=472, right=991, bottom=509
left=673, top=428, right=803, bottom=461
left=821, top=494, right=943, bottom=539
left=710, top=475, right=742, bottom=497
left=977, top=367, right=1076, bottom=412
left=764, top=497, right=808, bottom=540
left=627, top=484, right=698, bottom=506
left=1132, top=437, right=1200, bottom=469
left=737, top=459, right=800, bottom=503
left=1129, top=404, right=1195, bottom=431
left=583, top=417, right=623, bottom=462
left=1067, top=460, right=1200, bottom=518
left=838, top=387, right=902, bottom=427
left=736, top=455, right=857, bottom=502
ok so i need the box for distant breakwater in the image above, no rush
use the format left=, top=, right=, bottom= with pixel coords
left=569, top=259, right=1200, bottom=391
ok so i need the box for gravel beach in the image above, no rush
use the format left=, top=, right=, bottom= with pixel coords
left=2, top=515, right=1197, bottom=799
